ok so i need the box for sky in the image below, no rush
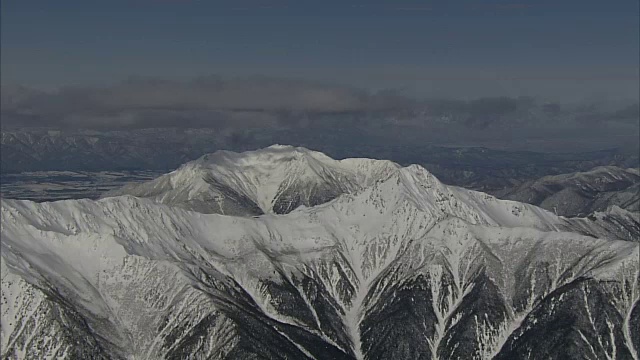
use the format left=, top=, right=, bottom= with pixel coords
left=1, top=0, right=639, bottom=153
left=2, top=0, right=639, bottom=101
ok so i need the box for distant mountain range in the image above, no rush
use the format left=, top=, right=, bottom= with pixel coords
left=2, top=128, right=638, bottom=192
left=2, top=146, right=638, bottom=359
left=495, top=166, right=639, bottom=217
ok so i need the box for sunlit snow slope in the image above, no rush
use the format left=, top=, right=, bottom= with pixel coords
left=2, top=147, right=639, bottom=360
left=103, top=145, right=399, bottom=215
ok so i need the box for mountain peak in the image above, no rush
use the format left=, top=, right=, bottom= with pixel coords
left=2, top=146, right=639, bottom=359
left=105, top=145, right=400, bottom=215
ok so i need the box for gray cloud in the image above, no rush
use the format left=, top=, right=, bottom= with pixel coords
left=1, top=76, right=637, bottom=153
left=417, top=96, right=536, bottom=130
left=462, top=97, right=522, bottom=128
left=1, top=76, right=412, bottom=129
left=611, top=103, right=640, bottom=123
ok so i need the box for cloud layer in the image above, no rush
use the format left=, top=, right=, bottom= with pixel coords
left=1, top=76, right=412, bottom=129
left=1, top=76, right=638, bottom=152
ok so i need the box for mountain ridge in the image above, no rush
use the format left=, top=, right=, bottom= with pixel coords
left=1, top=146, right=638, bottom=359
left=496, top=165, right=640, bottom=217
left=103, top=144, right=400, bottom=215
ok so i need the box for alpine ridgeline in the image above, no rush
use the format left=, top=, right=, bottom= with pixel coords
left=496, top=166, right=639, bottom=217
left=2, top=145, right=639, bottom=360
left=103, top=145, right=400, bottom=215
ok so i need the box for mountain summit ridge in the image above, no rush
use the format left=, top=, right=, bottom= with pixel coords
left=104, top=144, right=400, bottom=215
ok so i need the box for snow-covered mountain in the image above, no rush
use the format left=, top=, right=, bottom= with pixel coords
left=566, top=205, right=640, bottom=243
left=496, top=166, right=640, bottom=217
left=4, top=128, right=638, bottom=191
left=1, top=147, right=639, bottom=359
left=103, top=145, right=400, bottom=215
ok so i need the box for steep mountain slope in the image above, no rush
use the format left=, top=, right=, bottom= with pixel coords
left=565, top=206, right=640, bottom=243
left=103, top=145, right=399, bottom=215
left=496, top=166, right=640, bottom=217
left=2, top=162, right=638, bottom=359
